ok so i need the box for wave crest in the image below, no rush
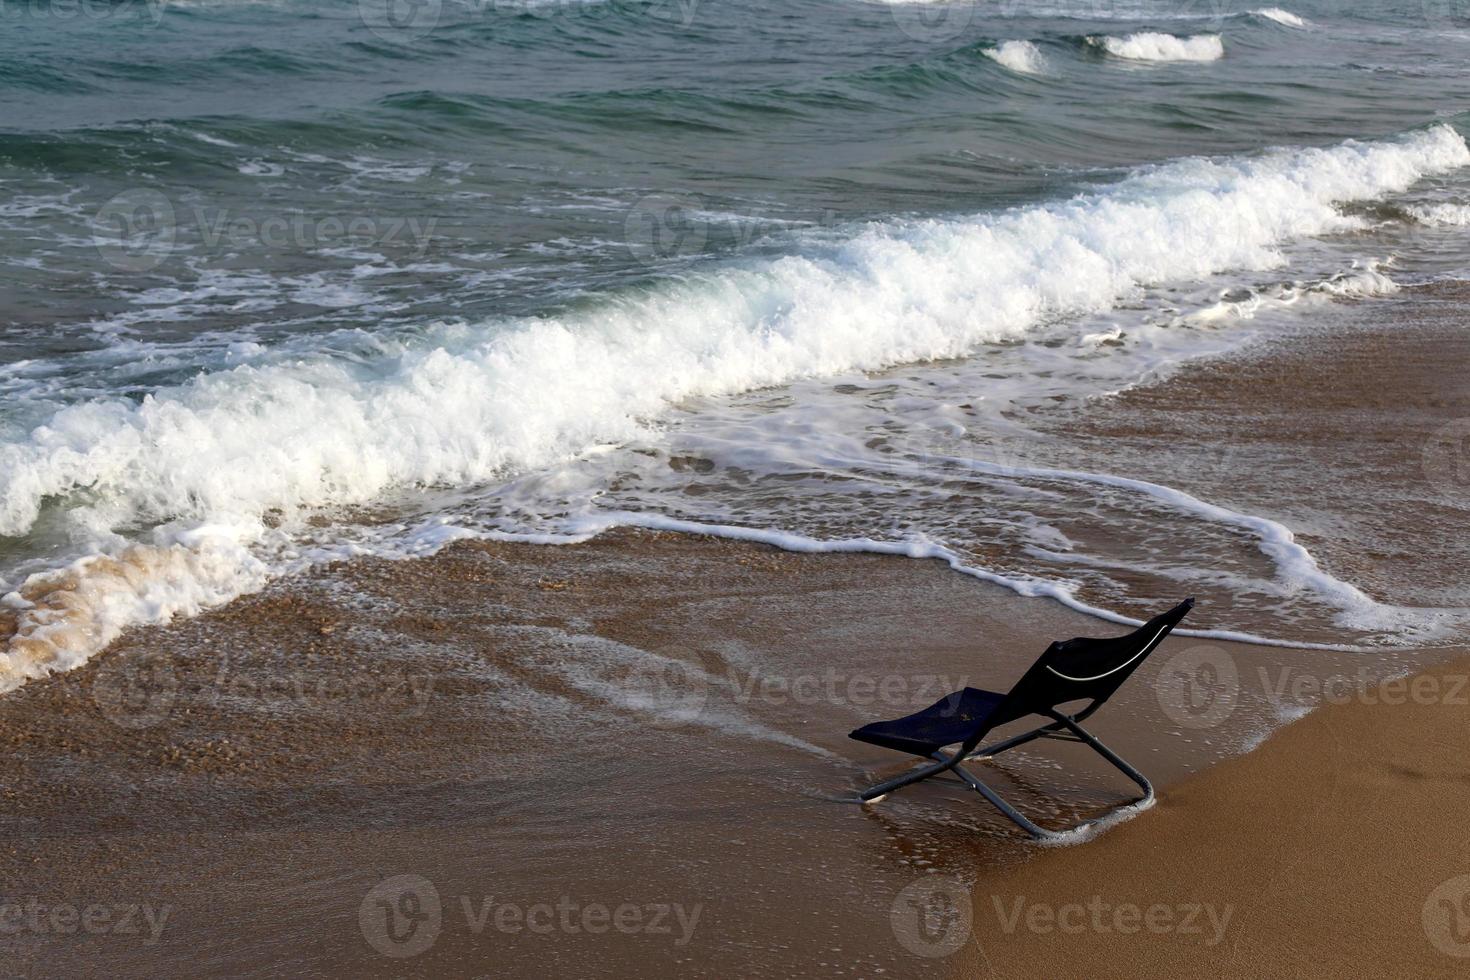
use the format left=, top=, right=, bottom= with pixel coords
left=983, top=40, right=1046, bottom=75
left=1092, top=32, right=1225, bottom=62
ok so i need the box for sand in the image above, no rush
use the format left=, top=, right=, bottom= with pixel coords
left=0, top=527, right=1374, bottom=978
left=0, top=525, right=1459, bottom=978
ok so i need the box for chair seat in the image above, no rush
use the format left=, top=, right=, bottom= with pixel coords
left=849, top=687, right=1006, bottom=757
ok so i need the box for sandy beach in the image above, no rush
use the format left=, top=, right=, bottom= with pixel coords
left=0, top=525, right=1459, bottom=977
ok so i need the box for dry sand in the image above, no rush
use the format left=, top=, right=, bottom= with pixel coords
left=955, top=655, right=1470, bottom=979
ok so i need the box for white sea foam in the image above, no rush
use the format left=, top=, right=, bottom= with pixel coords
left=1094, top=32, right=1225, bottom=62
left=1256, top=8, right=1307, bottom=28
left=1186, top=263, right=1400, bottom=324
left=983, top=40, right=1047, bottom=75
left=2, top=125, right=1468, bottom=690
left=1408, top=202, right=1470, bottom=226
left=455, top=512, right=1406, bottom=653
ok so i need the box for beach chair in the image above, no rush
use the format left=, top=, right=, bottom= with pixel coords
left=850, top=598, right=1194, bottom=840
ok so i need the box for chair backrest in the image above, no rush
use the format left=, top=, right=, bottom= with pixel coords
left=961, top=597, right=1195, bottom=752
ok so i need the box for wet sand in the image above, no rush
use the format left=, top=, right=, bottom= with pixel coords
left=0, top=528, right=1370, bottom=978
left=1, top=519, right=1462, bottom=978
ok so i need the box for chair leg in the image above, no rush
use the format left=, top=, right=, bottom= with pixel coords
left=855, top=720, right=1155, bottom=841
left=963, top=722, right=1062, bottom=761
left=857, top=755, right=955, bottom=803
left=1055, top=717, right=1155, bottom=803
left=945, top=722, right=1155, bottom=841
left=856, top=722, right=1079, bottom=805
left=941, top=762, right=1067, bottom=840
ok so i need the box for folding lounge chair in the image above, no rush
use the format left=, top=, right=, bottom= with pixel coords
left=850, top=598, right=1195, bottom=840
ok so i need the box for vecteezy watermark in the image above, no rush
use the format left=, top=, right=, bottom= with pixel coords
left=1154, top=644, right=1239, bottom=730
left=0, top=899, right=172, bottom=945
left=91, top=648, right=437, bottom=730
left=359, top=875, right=702, bottom=959
left=613, top=643, right=712, bottom=730
left=358, top=0, right=443, bottom=42
left=204, top=661, right=437, bottom=717
left=886, top=0, right=978, bottom=44
left=622, top=194, right=840, bottom=265
left=624, top=194, right=709, bottom=265
left=886, top=0, right=1233, bottom=44
left=0, top=0, right=169, bottom=26
left=91, top=189, right=176, bottom=273
left=90, top=190, right=439, bottom=272
left=92, top=648, right=180, bottom=731
left=890, top=877, right=973, bottom=958
left=1423, top=419, right=1470, bottom=503
left=1260, top=666, right=1468, bottom=713
left=726, top=668, right=970, bottom=710
left=620, top=649, right=969, bottom=729
left=1425, top=875, right=1470, bottom=957
left=358, top=0, right=701, bottom=44
left=361, top=875, right=442, bottom=959
left=1422, top=0, right=1470, bottom=29
left=1156, top=645, right=1470, bottom=731
left=987, top=895, right=1233, bottom=947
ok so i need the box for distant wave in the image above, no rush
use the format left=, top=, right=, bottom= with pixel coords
left=1255, top=8, right=1308, bottom=28
left=2, top=125, right=1467, bottom=691
left=982, top=40, right=1046, bottom=75
left=1092, top=32, right=1225, bottom=62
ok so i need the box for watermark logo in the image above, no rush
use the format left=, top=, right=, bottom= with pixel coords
left=91, top=190, right=440, bottom=272
left=989, top=895, right=1232, bottom=946
left=625, top=194, right=708, bottom=265
left=359, top=0, right=443, bottom=42
left=620, top=644, right=712, bottom=729
left=887, top=0, right=977, bottom=44
left=92, top=189, right=175, bottom=273
left=1424, top=875, right=1470, bottom=957
left=891, top=877, right=973, bottom=958
left=91, top=649, right=179, bottom=730
left=1422, top=0, right=1470, bottom=28
left=637, top=0, right=702, bottom=27
left=0, top=0, right=169, bottom=26
left=1423, top=419, right=1470, bottom=502
left=1155, top=645, right=1238, bottom=729
left=0, top=899, right=172, bottom=944
left=358, top=877, right=701, bottom=956
left=1260, top=666, right=1468, bottom=712
left=360, top=874, right=443, bottom=959
left=91, top=648, right=437, bottom=731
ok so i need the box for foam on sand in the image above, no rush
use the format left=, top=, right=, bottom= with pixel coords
left=1, top=125, right=1467, bottom=690
left=1094, top=32, right=1225, bottom=62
